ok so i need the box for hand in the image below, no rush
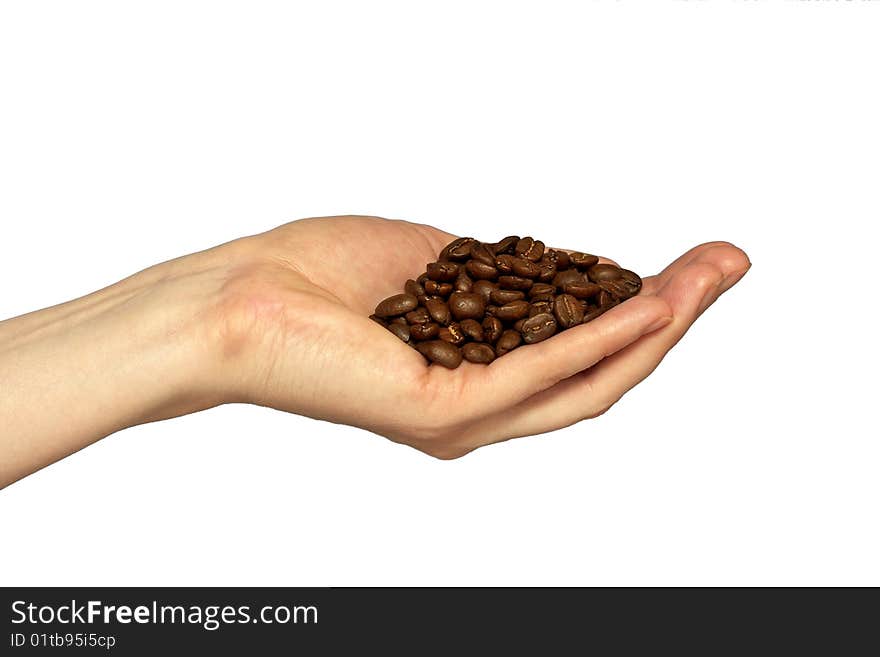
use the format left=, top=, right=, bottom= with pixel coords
left=216, top=216, right=750, bottom=458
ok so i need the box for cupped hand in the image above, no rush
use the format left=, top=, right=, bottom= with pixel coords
left=216, top=215, right=750, bottom=458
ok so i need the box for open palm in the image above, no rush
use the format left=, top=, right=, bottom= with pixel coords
left=224, top=215, right=749, bottom=458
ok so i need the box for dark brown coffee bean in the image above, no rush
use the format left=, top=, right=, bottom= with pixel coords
left=472, top=280, right=496, bottom=304
left=617, top=269, right=642, bottom=298
left=494, top=254, right=517, bottom=273
left=552, top=269, right=584, bottom=290
left=497, top=275, right=533, bottom=291
left=424, top=298, right=451, bottom=326
left=520, top=312, right=557, bottom=344
left=598, top=290, right=619, bottom=307
left=375, top=293, right=418, bottom=317
left=515, top=237, right=545, bottom=261
left=512, top=318, right=527, bottom=332
left=578, top=299, right=590, bottom=311
left=454, top=270, right=474, bottom=293
left=494, top=235, right=520, bottom=255
left=570, top=252, right=600, bottom=269
left=448, top=291, right=486, bottom=321
left=553, top=250, right=571, bottom=269
left=511, top=257, right=541, bottom=278
left=529, top=300, right=553, bottom=317
left=426, top=261, right=460, bottom=282
left=587, top=263, right=623, bottom=282
left=459, top=318, right=484, bottom=342
left=598, top=278, right=629, bottom=300
left=554, top=293, right=584, bottom=329
left=390, top=316, right=407, bottom=325
left=404, top=278, right=425, bottom=298
left=388, top=322, right=411, bottom=343
left=469, top=241, right=496, bottom=266
left=416, top=340, right=463, bottom=368
left=582, top=304, right=614, bottom=324
left=462, top=342, right=495, bottom=364
left=482, top=316, right=503, bottom=343
left=369, top=314, right=388, bottom=327
left=410, top=322, right=440, bottom=340
left=425, top=280, right=453, bottom=296
left=495, top=329, right=522, bottom=356
left=529, top=283, right=556, bottom=298
left=439, top=322, right=466, bottom=346
left=491, top=300, right=530, bottom=321
left=529, top=292, right=555, bottom=303
left=406, top=307, right=431, bottom=324
left=439, top=237, right=475, bottom=262
left=537, top=261, right=557, bottom=283
left=465, top=260, right=499, bottom=280
left=563, top=281, right=602, bottom=299
left=490, top=289, right=526, bottom=304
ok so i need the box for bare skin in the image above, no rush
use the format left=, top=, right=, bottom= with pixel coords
left=0, top=215, right=750, bottom=487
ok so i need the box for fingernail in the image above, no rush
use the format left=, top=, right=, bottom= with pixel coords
left=718, top=266, right=750, bottom=294
left=646, top=315, right=673, bottom=333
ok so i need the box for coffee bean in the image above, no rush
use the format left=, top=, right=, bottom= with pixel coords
left=388, top=322, right=411, bottom=343
left=369, top=314, right=388, bottom=327
left=466, top=260, right=499, bottom=280
left=598, top=278, right=629, bottom=300
left=521, top=312, right=557, bottom=344
left=425, top=298, right=451, bottom=326
left=494, top=254, right=517, bottom=273
left=497, top=275, right=533, bottom=291
left=598, top=290, right=619, bottom=307
left=554, top=293, right=584, bottom=329
left=490, top=289, right=526, bottom=304
left=469, top=241, right=497, bottom=267
left=587, top=263, right=622, bottom=282
left=529, top=283, right=556, bottom=298
left=512, top=318, right=527, bottom=332
left=417, top=340, right=463, bottom=368
left=563, top=281, right=601, bottom=299
left=554, top=250, right=571, bottom=269
left=515, top=237, right=545, bottom=261
left=617, top=269, right=642, bottom=297
left=426, top=261, right=460, bottom=282
left=496, top=329, right=522, bottom=356
left=570, top=252, right=600, bottom=269
left=494, top=235, right=520, bottom=255
left=425, top=280, right=453, bottom=296
left=537, top=261, right=557, bottom=282
left=454, top=270, right=474, bottom=293
left=375, top=293, right=418, bottom=317
left=510, top=257, right=540, bottom=278
left=491, top=300, right=530, bottom=321
left=410, top=322, right=440, bottom=340
left=406, top=307, right=431, bottom=324
left=529, top=300, right=553, bottom=317
left=391, top=316, right=407, bottom=325
left=482, top=316, right=503, bottom=343
left=404, top=278, right=425, bottom=298
left=439, top=237, right=475, bottom=262
left=439, top=322, right=466, bottom=346
left=529, top=292, right=555, bottom=303
left=459, top=318, right=484, bottom=342
left=552, top=269, right=584, bottom=290
left=462, top=342, right=496, bottom=364
left=472, top=280, right=496, bottom=304
left=448, top=291, right=486, bottom=321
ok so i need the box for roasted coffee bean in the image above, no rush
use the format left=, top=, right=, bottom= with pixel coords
left=494, top=254, right=517, bottom=273
left=554, top=293, right=584, bottom=329
left=537, top=261, right=557, bottom=283
left=554, top=250, right=571, bottom=269
left=515, top=237, right=545, bottom=262
left=529, top=300, right=553, bottom=317
left=570, top=252, right=600, bottom=269
left=510, top=257, right=540, bottom=278
left=448, top=291, right=486, bottom=321
left=482, top=316, right=503, bottom=343
left=405, top=278, right=425, bottom=298
left=459, top=318, right=484, bottom=342
left=497, top=275, right=533, bottom=291
left=529, top=292, right=555, bottom=303
left=496, top=329, right=522, bottom=356
left=426, top=261, right=460, bottom=282
left=552, top=269, right=584, bottom=290
left=406, top=307, right=431, bottom=324
left=410, top=322, right=440, bottom=340
left=439, top=237, right=475, bottom=262
left=466, top=260, right=499, bottom=280
left=417, top=272, right=430, bottom=286
left=462, top=342, right=495, bottom=364
left=512, top=318, right=527, bottom=332
left=375, top=293, right=418, bottom=318
left=454, top=270, right=474, bottom=293
left=529, top=283, right=556, bottom=298
left=425, top=298, right=451, bottom=326
left=391, top=316, right=407, bottom=325
left=491, top=300, right=530, bottom=321
left=564, top=281, right=601, bottom=299
left=494, top=235, right=520, bottom=255
left=598, top=278, right=630, bottom=299
left=617, top=269, right=642, bottom=297
left=490, top=289, right=526, bottom=304
left=587, top=263, right=622, bottom=282
left=388, top=322, right=411, bottom=343
left=598, top=290, right=619, bottom=307
left=417, top=340, right=463, bottom=368
left=469, top=241, right=496, bottom=267
left=369, top=314, right=388, bottom=327
left=472, top=280, right=496, bottom=304
left=439, top=322, right=467, bottom=346
left=425, top=280, right=453, bottom=296
left=521, top=312, right=557, bottom=344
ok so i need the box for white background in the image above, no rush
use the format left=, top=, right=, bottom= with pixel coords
left=1, top=1, right=878, bottom=586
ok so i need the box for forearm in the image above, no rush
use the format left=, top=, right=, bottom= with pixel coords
left=0, top=257, right=231, bottom=487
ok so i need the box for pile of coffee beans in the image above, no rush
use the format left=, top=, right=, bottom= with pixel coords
left=369, top=236, right=642, bottom=368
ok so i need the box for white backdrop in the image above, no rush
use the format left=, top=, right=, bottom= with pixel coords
left=1, top=1, right=877, bottom=586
